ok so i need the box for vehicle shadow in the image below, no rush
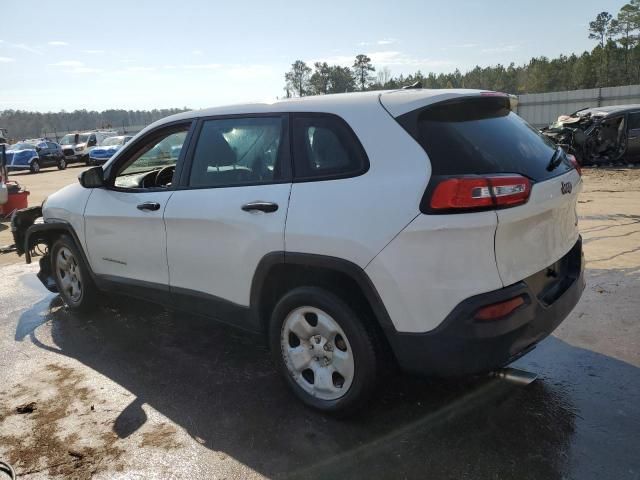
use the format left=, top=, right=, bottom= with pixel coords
left=16, top=291, right=640, bottom=480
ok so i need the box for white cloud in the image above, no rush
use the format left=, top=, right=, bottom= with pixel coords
left=125, top=66, right=156, bottom=72
left=481, top=44, right=519, bottom=53
left=377, top=38, right=398, bottom=45
left=71, top=67, right=102, bottom=74
left=182, top=63, right=222, bottom=70
left=191, top=49, right=204, bottom=56
left=10, top=43, right=43, bottom=55
left=48, top=41, right=69, bottom=46
left=83, top=49, right=105, bottom=54
left=49, top=60, right=84, bottom=67
left=224, top=64, right=275, bottom=79
left=0, top=56, right=15, bottom=63
left=450, top=43, right=479, bottom=48
left=308, top=51, right=455, bottom=74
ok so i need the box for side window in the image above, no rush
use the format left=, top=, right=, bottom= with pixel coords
left=47, top=142, right=57, bottom=149
left=629, top=113, right=640, bottom=130
left=292, top=114, right=368, bottom=180
left=188, top=116, right=287, bottom=188
left=114, top=127, right=189, bottom=188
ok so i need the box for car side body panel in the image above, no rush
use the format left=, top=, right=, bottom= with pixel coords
left=285, top=100, right=428, bottom=268
left=365, top=210, right=502, bottom=333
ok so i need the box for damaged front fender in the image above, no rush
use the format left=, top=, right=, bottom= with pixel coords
left=10, top=206, right=43, bottom=257
left=10, top=207, right=88, bottom=293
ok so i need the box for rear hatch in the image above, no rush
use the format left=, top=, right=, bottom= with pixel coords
left=388, top=92, right=581, bottom=287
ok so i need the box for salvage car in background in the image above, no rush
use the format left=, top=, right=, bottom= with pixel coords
left=5, top=140, right=66, bottom=173
left=88, top=135, right=134, bottom=165
left=541, top=104, right=640, bottom=165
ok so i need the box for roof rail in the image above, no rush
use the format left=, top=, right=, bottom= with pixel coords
left=402, top=81, right=423, bottom=90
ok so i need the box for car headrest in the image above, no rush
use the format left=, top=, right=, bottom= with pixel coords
left=311, top=128, right=348, bottom=169
left=200, top=129, right=237, bottom=167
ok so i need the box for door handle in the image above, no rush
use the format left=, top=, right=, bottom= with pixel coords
left=241, top=201, right=278, bottom=213
left=137, top=201, right=161, bottom=211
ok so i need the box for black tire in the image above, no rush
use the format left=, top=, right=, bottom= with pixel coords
left=269, top=286, right=378, bottom=416
left=51, top=235, right=98, bottom=312
left=57, top=157, right=67, bottom=170
left=30, top=159, right=40, bottom=173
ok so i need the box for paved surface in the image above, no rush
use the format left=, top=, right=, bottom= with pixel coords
left=0, top=168, right=639, bottom=479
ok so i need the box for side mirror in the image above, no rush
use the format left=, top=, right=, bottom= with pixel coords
left=79, top=166, right=105, bottom=188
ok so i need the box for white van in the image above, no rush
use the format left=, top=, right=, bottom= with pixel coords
left=59, top=130, right=119, bottom=163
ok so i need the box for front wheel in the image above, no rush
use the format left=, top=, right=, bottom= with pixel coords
left=57, top=157, right=67, bottom=170
left=30, top=159, right=40, bottom=173
left=51, top=235, right=98, bottom=312
left=269, top=286, right=379, bottom=415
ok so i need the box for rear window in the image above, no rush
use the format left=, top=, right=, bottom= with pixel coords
left=292, top=114, right=368, bottom=181
left=397, top=97, right=572, bottom=182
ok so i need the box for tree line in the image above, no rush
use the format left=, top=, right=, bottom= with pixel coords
left=0, top=108, right=187, bottom=143
left=283, top=2, right=640, bottom=96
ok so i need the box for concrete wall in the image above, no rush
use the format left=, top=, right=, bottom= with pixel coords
left=515, top=84, right=640, bottom=128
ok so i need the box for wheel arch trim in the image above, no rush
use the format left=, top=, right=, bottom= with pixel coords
left=250, top=251, right=397, bottom=334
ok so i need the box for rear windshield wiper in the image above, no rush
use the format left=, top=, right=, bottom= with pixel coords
left=546, top=147, right=564, bottom=172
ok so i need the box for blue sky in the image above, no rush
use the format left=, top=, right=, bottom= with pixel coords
left=0, top=0, right=626, bottom=112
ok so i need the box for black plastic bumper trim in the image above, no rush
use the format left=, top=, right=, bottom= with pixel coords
left=386, top=237, right=585, bottom=377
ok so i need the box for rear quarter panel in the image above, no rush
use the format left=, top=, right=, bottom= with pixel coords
left=365, top=211, right=502, bottom=333
left=284, top=99, right=429, bottom=267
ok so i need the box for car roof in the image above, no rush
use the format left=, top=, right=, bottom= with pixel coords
left=146, top=88, right=492, bottom=131
left=580, top=104, right=640, bottom=116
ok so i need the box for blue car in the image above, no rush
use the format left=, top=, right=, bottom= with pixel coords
left=6, top=140, right=66, bottom=173
left=88, top=135, right=133, bottom=166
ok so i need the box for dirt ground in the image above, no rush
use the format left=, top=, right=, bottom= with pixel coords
left=0, top=167, right=639, bottom=479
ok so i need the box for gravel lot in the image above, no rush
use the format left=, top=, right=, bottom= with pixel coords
left=0, top=166, right=639, bottom=479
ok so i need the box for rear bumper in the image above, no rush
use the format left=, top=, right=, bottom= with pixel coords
left=387, top=237, right=585, bottom=377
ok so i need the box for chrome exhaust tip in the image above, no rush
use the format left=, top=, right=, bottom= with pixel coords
left=491, top=367, right=538, bottom=385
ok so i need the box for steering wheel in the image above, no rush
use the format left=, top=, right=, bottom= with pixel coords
left=154, top=165, right=175, bottom=187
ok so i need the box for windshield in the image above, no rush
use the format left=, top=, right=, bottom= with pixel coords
left=60, top=134, right=77, bottom=145
left=10, top=143, right=34, bottom=150
left=60, top=133, right=90, bottom=144
left=101, top=137, right=123, bottom=146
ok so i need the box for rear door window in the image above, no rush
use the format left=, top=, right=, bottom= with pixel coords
left=188, top=116, right=289, bottom=188
left=397, top=97, right=572, bottom=182
left=292, top=114, right=368, bottom=181
left=629, top=112, right=640, bottom=130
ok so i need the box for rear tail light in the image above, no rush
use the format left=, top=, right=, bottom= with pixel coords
left=430, top=175, right=531, bottom=211
left=474, top=296, right=525, bottom=321
left=567, top=153, right=581, bottom=176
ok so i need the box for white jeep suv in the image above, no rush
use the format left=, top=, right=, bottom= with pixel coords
left=13, top=89, right=584, bottom=414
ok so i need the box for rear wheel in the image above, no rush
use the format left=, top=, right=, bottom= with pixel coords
left=269, top=287, right=378, bottom=415
left=51, top=235, right=98, bottom=312
left=30, top=159, right=40, bottom=174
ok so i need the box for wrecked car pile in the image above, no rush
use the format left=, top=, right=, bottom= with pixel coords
left=541, top=104, right=640, bottom=166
